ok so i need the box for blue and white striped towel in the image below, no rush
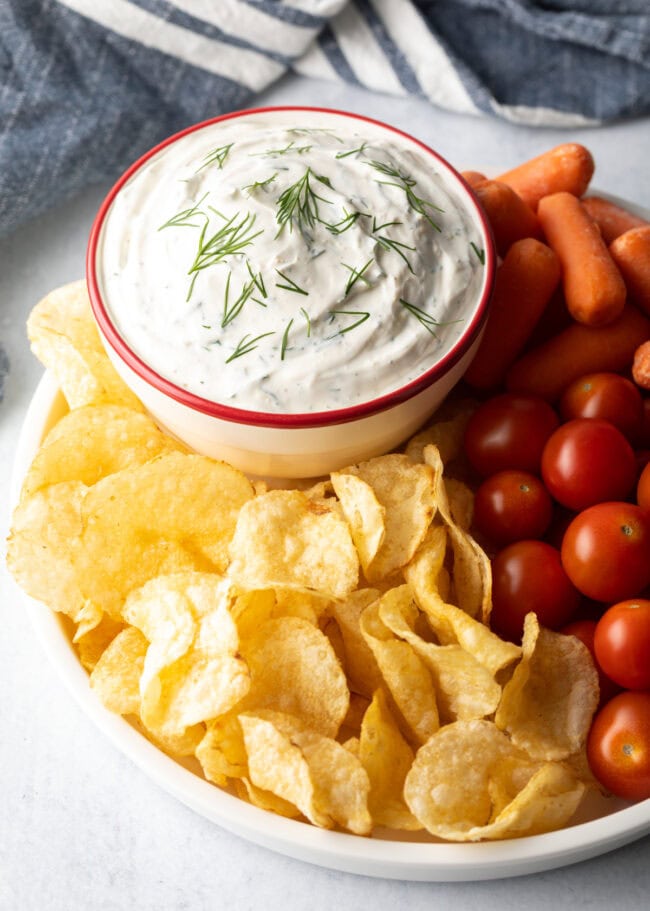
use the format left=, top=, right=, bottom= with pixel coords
left=1, top=0, right=649, bottom=238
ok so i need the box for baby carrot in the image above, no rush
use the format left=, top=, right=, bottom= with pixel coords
left=461, top=170, right=488, bottom=188
left=464, top=238, right=560, bottom=391
left=609, top=226, right=650, bottom=317
left=582, top=196, right=648, bottom=245
left=496, top=143, right=594, bottom=211
left=538, top=192, right=626, bottom=326
left=473, top=180, right=542, bottom=255
left=506, top=305, right=650, bottom=401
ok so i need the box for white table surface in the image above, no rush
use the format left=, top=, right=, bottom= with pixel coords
left=1, top=74, right=649, bottom=910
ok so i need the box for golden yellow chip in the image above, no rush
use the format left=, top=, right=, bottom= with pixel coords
left=235, top=777, right=302, bottom=818
left=239, top=616, right=349, bottom=738
left=240, top=710, right=372, bottom=835
left=331, top=588, right=383, bottom=698
left=228, top=489, right=359, bottom=600
left=196, top=711, right=248, bottom=786
left=330, top=470, right=386, bottom=574
left=495, top=613, right=600, bottom=760
left=76, top=453, right=254, bottom=619
left=360, top=599, right=439, bottom=744
left=123, top=573, right=249, bottom=736
left=27, top=280, right=143, bottom=410
left=359, top=689, right=420, bottom=830
left=339, top=455, right=436, bottom=582
left=22, top=404, right=184, bottom=498
left=89, top=626, right=148, bottom=715
left=76, top=614, right=125, bottom=671
left=405, top=400, right=475, bottom=466
left=404, top=719, right=584, bottom=841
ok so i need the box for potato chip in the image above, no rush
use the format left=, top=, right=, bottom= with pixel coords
left=76, top=614, right=125, bottom=671
left=331, top=589, right=383, bottom=698
left=404, top=719, right=584, bottom=841
left=405, top=400, right=475, bottom=466
left=235, top=777, right=302, bottom=818
left=377, top=585, right=501, bottom=724
left=123, top=573, right=249, bottom=736
left=7, top=481, right=89, bottom=624
left=89, top=626, right=148, bottom=715
left=240, top=711, right=372, bottom=834
left=239, top=616, right=349, bottom=738
left=404, top=525, right=520, bottom=676
left=444, top=478, right=474, bottom=532
left=359, top=689, right=420, bottom=830
left=27, top=281, right=143, bottom=410
left=22, top=404, right=184, bottom=497
left=339, top=455, right=436, bottom=582
left=228, top=489, right=358, bottom=600
left=330, top=471, right=386, bottom=573
left=495, top=613, right=599, bottom=760
left=196, top=712, right=248, bottom=786
left=77, top=453, right=254, bottom=619
left=360, top=600, right=439, bottom=744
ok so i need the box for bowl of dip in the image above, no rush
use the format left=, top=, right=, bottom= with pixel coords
left=87, top=106, right=495, bottom=478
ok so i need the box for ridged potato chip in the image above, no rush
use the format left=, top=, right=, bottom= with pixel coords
left=404, top=720, right=585, bottom=841
left=239, top=616, right=349, bottom=738
left=22, top=404, right=184, bottom=497
left=228, top=489, right=358, bottom=600
left=338, top=454, right=436, bottom=582
left=77, top=453, right=254, bottom=619
left=27, top=281, right=143, bottom=410
left=240, top=711, right=372, bottom=834
left=495, top=613, right=599, bottom=760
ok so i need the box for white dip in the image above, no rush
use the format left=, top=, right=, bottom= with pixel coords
left=98, top=113, right=486, bottom=413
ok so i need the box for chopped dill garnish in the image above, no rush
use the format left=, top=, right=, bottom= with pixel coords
left=288, top=127, right=344, bottom=142
left=324, top=209, right=366, bottom=235
left=246, top=260, right=267, bottom=298
left=252, top=297, right=268, bottom=308
left=158, top=193, right=209, bottom=231
left=300, top=307, right=311, bottom=336
left=197, top=143, right=233, bottom=172
left=366, top=159, right=443, bottom=231
left=275, top=168, right=333, bottom=235
left=225, top=332, right=275, bottom=363
left=372, top=216, right=402, bottom=233
left=252, top=140, right=312, bottom=158
left=281, top=319, right=293, bottom=360
left=374, top=234, right=416, bottom=274
left=400, top=299, right=459, bottom=338
left=470, top=242, right=486, bottom=264
left=329, top=309, right=371, bottom=335
left=187, top=211, right=263, bottom=300
left=242, top=172, right=278, bottom=193
left=275, top=268, right=308, bottom=296
left=221, top=272, right=256, bottom=328
left=342, top=258, right=374, bottom=296
left=335, top=142, right=368, bottom=159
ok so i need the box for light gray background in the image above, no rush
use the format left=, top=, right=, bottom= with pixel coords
left=1, top=75, right=649, bottom=910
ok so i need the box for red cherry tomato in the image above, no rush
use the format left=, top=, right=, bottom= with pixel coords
left=561, top=619, right=620, bottom=706
left=541, top=419, right=636, bottom=511
left=491, top=540, right=581, bottom=642
left=587, top=691, right=650, bottom=801
left=638, top=398, right=650, bottom=448
left=561, top=502, right=650, bottom=602
left=638, top=462, right=650, bottom=513
left=594, top=600, right=650, bottom=690
left=473, top=470, right=553, bottom=545
left=559, top=372, right=644, bottom=442
left=463, top=394, right=559, bottom=478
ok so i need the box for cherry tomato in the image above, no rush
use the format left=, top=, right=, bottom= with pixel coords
left=463, top=394, right=559, bottom=478
left=587, top=691, right=650, bottom=801
left=491, top=540, right=581, bottom=642
left=473, top=470, right=553, bottom=545
left=559, top=372, right=644, bottom=442
left=638, top=398, right=650, bottom=448
left=541, top=419, right=636, bottom=511
left=638, top=462, right=650, bottom=513
left=561, top=502, right=650, bottom=602
left=594, top=600, right=650, bottom=690
left=561, top=619, right=620, bottom=706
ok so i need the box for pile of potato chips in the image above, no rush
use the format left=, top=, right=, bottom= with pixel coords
left=7, top=281, right=602, bottom=841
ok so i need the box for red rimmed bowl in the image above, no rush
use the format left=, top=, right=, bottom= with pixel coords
left=87, top=106, right=495, bottom=477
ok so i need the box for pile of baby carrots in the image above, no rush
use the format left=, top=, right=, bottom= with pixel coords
left=461, top=144, right=650, bottom=399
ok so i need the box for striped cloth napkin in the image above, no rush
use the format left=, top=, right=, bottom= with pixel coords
left=1, top=0, right=649, bottom=238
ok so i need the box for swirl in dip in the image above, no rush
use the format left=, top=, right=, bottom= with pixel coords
left=97, top=111, right=486, bottom=414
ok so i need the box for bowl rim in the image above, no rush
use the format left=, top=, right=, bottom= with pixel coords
left=86, top=105, right=496, bottom=430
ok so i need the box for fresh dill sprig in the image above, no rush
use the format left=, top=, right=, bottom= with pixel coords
left=288, top=127, right=344, bottom=142
left=246, top=260, right=267, bottom=298
left=275, top=268, right=309, bottom=296
left=335, top=142, right=368, bottom=159
left=281, top=319, right=293, bottom=360
left=189, top=211, right=262, bottom=273
left=342, top=258, right=374, bottom=296
left=324, top=209, right=366, bottom=235
left=372, top=216, right=402, bottom=232
left=300, top=307, right=311, bottom=337
left=242, top=172, right=278, bottom=193
left=251, top=140, right=312, bottom=158
left=275, top=168, right=333, bottom=235
left=158, top=193, right=209, bottom=231
left=225, top=332, right=275, bottom=364
left=329, top=309, right=370, bottom=335
left=366, top=159, right=443, bottom=232
left=197, top=143, right=233, bottom=172
left=400, top=299, right=458, bottom=338
left=221, top=272, right=256, bottom=328
left=374, top=234, right=416, bottom=274
left=470, top=242, right=486, bottom=265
